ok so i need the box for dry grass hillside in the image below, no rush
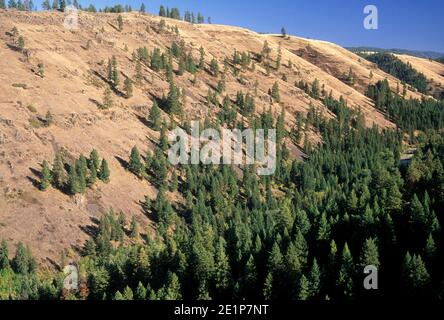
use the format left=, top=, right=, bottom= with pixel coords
left=395, top=54, right=444, bottom=94
left=0, top=9, right=438, bottom=265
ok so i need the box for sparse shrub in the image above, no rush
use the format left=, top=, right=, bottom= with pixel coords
left=28, top=117, right=42, bottom=128
left=12, top=83, right=27, bottom=89
left=27, top=105, right=37, bottom=113
left=17, top=36, right=25, bottom=51
left=102, top=86, right=113, bottom=109
left=37, top=63, right=44, bottom=77
left=117, top=15, right=123, bottom=31
left=45, top=110, right=53, bottom=127
left=159, top=20, right=166, bottom=33
left=85, top=39, right=92, bottom=50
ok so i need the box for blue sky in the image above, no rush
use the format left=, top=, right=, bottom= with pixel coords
left=65, top=0, right=444, bottom=52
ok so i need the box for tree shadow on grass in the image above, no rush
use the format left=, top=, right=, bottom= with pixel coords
left=27, top=167, right=41, bottom=189
left=91, top=70, right=126, bottom=98
left=79, top=216, right=100, bottom=239
left=89, top=98, right=102, bottom=108
left=115, top=155, right=128, bottom=170
left=136, top=114, right=150, bottom=128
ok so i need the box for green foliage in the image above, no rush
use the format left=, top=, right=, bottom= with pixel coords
left=67, top=165, right=79, bottom=195
left=124, top=77, right=133, bottom=98
left=102, top=86, right=113, bottom=109
left=165, top=82, right=182, bottom=116
left=366, top=53, right=428, bottom=93
left=117, top=15, right=123, bottom=31
left=210, top=58, right=219, bottom=76
left=13, top=58, right=444, bottom=301
left=129, top=146, right=144, bottom=177
left=0, top=240, right=9, bottom=271
left=12, top=242, right=35, bottom=275
left=99, top=159, right=110, bottom=183
left=148, top=100, right=162, bottom=130
left=270, top=81, right=280, bottom=102
left=281, top=27, right=286, bottom=37
left=39, top=160, right=52, bottom=191
left=360, top=238, right=380, bottom=269
left=17, top=36, right=25, bottom=51
left=366, top=79, right=444, bottom=131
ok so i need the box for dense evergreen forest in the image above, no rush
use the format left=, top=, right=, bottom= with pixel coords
left=366, top=79, right=444, bottom=135
left=365, top=53, right=429, bottom=94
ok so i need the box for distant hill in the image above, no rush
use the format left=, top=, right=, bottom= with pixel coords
left=347, top=47, right=444, bottom=60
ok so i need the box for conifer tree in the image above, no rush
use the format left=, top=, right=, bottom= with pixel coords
left=58, top=0, right=65, bottom=11
left=114, top=291, right=124, bottom=300
left=170, top=170, right=178, bottom=192
left=89, top=149, right=100, bottom=171
left=336, top=243, right=354, bottom=298
left=159, top=126, right=169, bottom=151
left=102, top=86, right=113, bottom=109
left=425, top=234, right=436, bottom=260
left=39, top=160, right=52, bottom=191
left=67, top=166, right=79, bottom=195
left=139, top=3, right=145, bottom=13
left=308, top=258, right=321, bottom=298
left=163, top=272, right=182, bottom=300
left=130, top=216, right=139, bottom=239
left=263, top=272, right=273, bottom=300
left=111, top=56, right=120, bottom=87
left=99, top=159, right=110, bottom=183
left=166, top=82, right=182, bottom=116
left=135, top=282, right=147, bottom=300
left=117, top=15, right=123, bottom=31
left=12, top=242, right=29, bottom=274
left=268, top=242, right=283, bottom=276
left=360, top=238, right=380, bottom=269
left=52, top=153, right=65, bottom=190
left=129, top=146, right=144, bottom=177
left=199, top=46, right=205, bottom=69
left=271, top=81, right=280, bottom=102
left=148, top=100, right=162, bottom=130
left=298, top=274, right=310, bottom=300
left=135, top=58, right=143, bottom=84
left=178, top=58, right=186, bottom=76
left=17, top=36, right=25, bottom=51
left=88, top=162, right=98, bottom=186
left=214, top=240, right=231, bottom=295
left=0, top=239, right=9, bottom=271
left=123, top=286, right=134, bottom=300
left=210, top=58, right=219, bottom=76
left=276, top=44, right=282, bottom=70
left=44, top=110, right=53, bottom=127
left=281, top=27, right=287, bottom=38
left=404, top=254, right=430, bottom=295
left=124, top=77, right=133, bottom=98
